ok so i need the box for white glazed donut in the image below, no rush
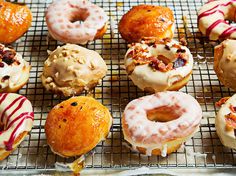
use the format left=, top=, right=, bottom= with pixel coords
left=45, top=0, right=109, bottom=44
left=0, top=44, right=31, bottom=93
left=124, top=39, right=193, bottom=92
left=216, top=95, right=236, bottom=150
left=122, top=91, right=202, bottom=156
left=198, top=0, right=236, bottom=40
left=0, top=93, right=34, bottom=160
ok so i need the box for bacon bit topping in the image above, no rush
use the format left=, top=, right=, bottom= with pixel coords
left=0, top=46, right=17, bottom=65
left=1, top=75, right=10, bottom=82
left=215, top=97, right=230, bottom=107
left=164, top=45, right=171, bottom=50
left=172, top=43, right=181, bottom=49
left=148, top=56, right=173, bottom=72
left=180, top=38, right=187, bottom=46
left=225, top=113, right=236, bottom=130
left=229, top=104, right=236, bottom=113
left=177, top=48, right=186, bottom=53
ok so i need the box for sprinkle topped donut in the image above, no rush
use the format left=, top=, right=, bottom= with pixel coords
left=45, top=0, right=109, bottom=44
left=198, top=0, right=236, bottom=40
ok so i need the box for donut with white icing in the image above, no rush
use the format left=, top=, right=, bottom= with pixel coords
left=122, top=91, right=202, bottom=156
left=198, top=0, right=236, bottom=40
left=216, top=96, right=236, bottom=150
left=45, top=0, right=108, bottom=44
left=124, top=39, right=193, bottom=92
left=214, top=39, right=236, bottom=90
left=0, top=44, right=31, bottom=93
left=0, top=93, right=34, bottom=160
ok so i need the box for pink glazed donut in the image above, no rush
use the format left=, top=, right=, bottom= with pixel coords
left=122, top=91, right=202, bottom=157
left=45, top=0, right=108, bottom=44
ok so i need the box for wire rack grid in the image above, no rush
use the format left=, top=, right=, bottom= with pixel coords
left=0, top=0, right=235, bottom=173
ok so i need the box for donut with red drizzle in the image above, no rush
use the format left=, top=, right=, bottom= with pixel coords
left=0, top=93, right=34, bottom=160
left=198, top=0, right=236, bottom=40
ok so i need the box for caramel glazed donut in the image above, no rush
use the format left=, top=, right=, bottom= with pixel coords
left=216, top=96, right=236, bottom=150
left=124, top=39, right=193, bottom=92
left=198, top=0, right=236, bottom=40
left=122, top=91, right=202, bottom=156
left=45, top=0, right=108, bottom=44
left=0, top=93, right=34, bottom=160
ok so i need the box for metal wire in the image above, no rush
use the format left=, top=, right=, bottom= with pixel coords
left=0, top=0, right=235, bottom=172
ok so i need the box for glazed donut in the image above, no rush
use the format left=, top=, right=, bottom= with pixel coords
left=198, top=0, right=236, bottom=40
left=122, top=91, right=202, bottom=156
left=0, top=1, right=32, bottom=44
left=45, top=96, right=112, bottom=157
left=118, top=5, right=175, bottom=43
left=124, top=39, right=193, bottom=93
left=214, top=39, right=236, bottom=90
left=41, top=44, right=107, bottom=97
left=45, top=0, right=108, bottom=44
left=0, top=44, right=31, bottom=93
left=0, top=93, right=34, bottom=160
left=216, top=96, right=236, bottom=150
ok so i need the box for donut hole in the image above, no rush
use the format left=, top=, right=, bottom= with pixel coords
left=69, top=9, right=89, bottom=24
left=147, top=106, right=181, bottom=122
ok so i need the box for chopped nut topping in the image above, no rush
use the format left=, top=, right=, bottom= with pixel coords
left=225, top=113, right=236, bottom=130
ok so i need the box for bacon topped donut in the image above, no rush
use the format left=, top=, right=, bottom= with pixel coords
left=198, top=0, right=236, bottom=40
left=124, top=38, right=193, bottom=92
left=216, top=95, right=236, bottom=150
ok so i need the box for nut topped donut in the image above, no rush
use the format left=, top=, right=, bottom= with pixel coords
left=0, top=44, right=31, bottom=93
left=124, top=38, right=193, bottom=92
left=41, top=44, right=107, bottom=97
left=122, top=91, right=202, bottom=156
left=119, top=5, right=175, bottom=43
left=198, top=0, right=236, bottom=40
left=45, top=0, right=108, bottom=44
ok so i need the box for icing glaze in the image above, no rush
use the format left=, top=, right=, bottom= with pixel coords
left=41, top=44, right=107, bottom=97
left=122, top=91, right=202, bottom=156
left=216, top=95, right=236, bottom=150
left=45, top=0, right=108, bottom=44
left=198, top=0, right=236, bottom=40
left=124, top=40, right=193, bottom=92
left=214, top=39, right=236, bottom=90
left=0, top=93, right=34, bottom=151
left=0, top=44, right=30, bottom=91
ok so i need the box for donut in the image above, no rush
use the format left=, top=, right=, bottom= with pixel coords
left=0, top=93, right=34, bottom=160
left=124, top=38, right=193, bottom=93
left=0, top=44, right=31, bottom=93
left=41, top=44, right=107, bottom=97
left=45, top=96, right=112, bottom=157
left=0, top=1, right=32, bottom=44
left=214, top=39, right=236, bottom=90
left=216, top=96, right=236, bottom=150
left=122, top=91, right=202, bottom=156
left=118, top=5, right=175, bottom=43
left=45, top=0, right=108, bottom=44
left=198, top=0, right=236, bottom=40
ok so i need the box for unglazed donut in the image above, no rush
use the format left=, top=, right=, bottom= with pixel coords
left=124, top=39, right=193, bottom=92
left=214, top=39, right=236, bottom=90
left=0, top=44, right=31, bottom=93
left=45, top=96, right=112, bottom=157
left=0, top=1, right=32, bottom=44
left=45, top=0, right=108, bottom=44
left=0, top=93, right=34, bottom=160
left=41, top=44, right=107, bottom=97
left=122, top=91, right=202, bottom=156
left=118, top=5, right=175, bottom=43
left=198, top=0, right=236, bottom=40
left=216, top=96, right=236, bottom=150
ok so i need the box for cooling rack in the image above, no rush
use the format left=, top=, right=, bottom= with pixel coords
left=0, top=0, right=236, bottom=175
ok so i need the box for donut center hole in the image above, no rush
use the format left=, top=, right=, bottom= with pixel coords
left=147, top=106, right=181, bottom=122
left=69, top=9, right=89, bottom=24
